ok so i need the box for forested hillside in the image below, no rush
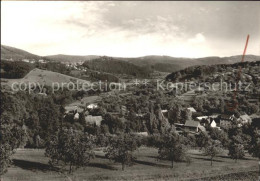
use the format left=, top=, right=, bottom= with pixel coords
left=83, top=56, right=152, bottom=77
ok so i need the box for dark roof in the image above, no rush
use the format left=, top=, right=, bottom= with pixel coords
left=185, top=120, right=200, bottom=127
left=221, top=114, right=234, bottom=120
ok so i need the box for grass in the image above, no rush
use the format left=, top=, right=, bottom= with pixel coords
left=2, top=147, right=258, bottom=181
left=1, top=68, right=90, bottom=88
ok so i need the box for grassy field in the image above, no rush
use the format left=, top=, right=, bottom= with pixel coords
left=2, top=147, right=258, bottom=181
left=1, top=68, right=90, bottom=89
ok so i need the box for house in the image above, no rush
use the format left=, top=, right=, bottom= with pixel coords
left=238, top=114, right=252, bottom=125
left=161, top=109, right=168, bottom=117
left=196, top=115, right=219, bottom=128
left=184, top=120, right=206, bottom=133
left=65, top=105, right=84, bottom=114
left=121, top=105, right=127, bottom=115
left=174, top=123, right=184, bottom=131
left=133, top=132, right=148, bottom=136
left=74, top=112, right=79, bottom=120
left=136, top=113, right=146, bottom=117
left=187, top=107, right=196, bottom=113
left=39, top=59, right=46, bottom=63
left=22, top=59, right=30, bottom=63
left=85, top=115, right=102, bottom=126
left=200, top=118, right=217, bottom=128
left=219, top=114, right=235, bottom=128
left=87, top=103, right=98, bottom=109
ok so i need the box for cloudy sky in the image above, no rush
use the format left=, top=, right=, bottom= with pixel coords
left=2, top=1, right=260, bottom=58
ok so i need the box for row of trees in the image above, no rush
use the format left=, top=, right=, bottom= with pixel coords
left=44, top=127, right=260, bottom=173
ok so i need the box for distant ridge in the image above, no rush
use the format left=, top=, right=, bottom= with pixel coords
left=1, top=45, right=260, bottom=73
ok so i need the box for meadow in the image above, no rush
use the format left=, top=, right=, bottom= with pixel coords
left=2, top=147, right=258, bottom=181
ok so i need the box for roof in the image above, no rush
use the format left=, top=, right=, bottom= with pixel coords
left=65, top=105, right=84, bottom=113
left=187, top=107, right=196, bottom=112
left=133, top=132, right=148, bottom=136
left=184, top=120, right=200, bottom=127
left=87, top=104, right=98, bottom=109
left=198, top=126, right=206, bottom=132
left=196, top=116, right=208, bottom=120
left=221, top=114, right=234, bottom=120
left=85, top=115, right=102, bottom=126
left=239, top=114, right=251, bottom=121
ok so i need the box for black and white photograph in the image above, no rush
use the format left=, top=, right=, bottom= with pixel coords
left=1, top=1, right=260, bottom=181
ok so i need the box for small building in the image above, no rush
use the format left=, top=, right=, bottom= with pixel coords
left=133, top=132, right=148, bottom=137
left=238, top=114, right=252, bottom=125
left=87, top=103, right=98, bottom=109
left=121, top=105, right=127, bottom=115
left=39, top=59, right=47, bottom=63
left=85, top=115, right=102, bottom=126
left=200, top=118, right=217, bottom=128
left=187, top=107, right=196, bottom=113
left=184, top=120, right=206, bottom=133
left=65, top=105, right=84, bottom=114
left=74, top=112, right=79, bottom=120
left=219, top=114, right=235, bottom=128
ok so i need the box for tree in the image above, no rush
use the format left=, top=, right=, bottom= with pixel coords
left=248, top=130, right=260, bottom=172
left=228, top=143, right=245, bottom=162
left=195, top=131, right=210, bottom=149
left=45, top=128, right=95, bottom=173
left=0, top=122, right=26, bottom=175
left=104, top=134, right=138, bottom=170
left=203, top=140, right=223, bottom=166
left=157, top=132, right=189, bottom=168
left=209, top=128, right=230, bottom=148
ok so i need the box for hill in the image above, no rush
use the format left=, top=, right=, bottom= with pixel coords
left=1, top=45, right=41, bottom=61
left=1, top=68, right=90, bottom=91
left=122, top=55, right=260, bottom=72
left=2, top=45, right=260, bottom=73
left=166, top=60, right=260, bottom=82
left=82, top=56, right=152, bottom=77
left=45, top=54, right=99, bottom=63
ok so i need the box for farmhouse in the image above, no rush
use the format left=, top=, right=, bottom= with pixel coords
left=238, top=114, right=252, bottom=125
left=74, top=112, right=79, bottom=120
left=87, top=103, right=98, bottom=109
left=184, top=120, right=206, bottom=133
left=65, top=105, right=84, bottom=114
left=85, top=115, right=102, bottom=126
left=133, top=132, right=148, bottom=136
left=200, top=118, right=217, bottom=128
left=187, top=107, right=196, bottom=113
left=218, top=114, right=235, bottom=128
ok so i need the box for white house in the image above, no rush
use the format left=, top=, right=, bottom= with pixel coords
left=85, top=115, right=102, bottom=126
left=74, top=112, right=79, bottom=120
left=133, top=132, right=148, bottom=136
left=238, top=114, right=252, bottom=125
left=187, top=107, right=196, bottom=113
left=209, top=120, right=217, bottom=128
left=39, top=59, right=46, bottom=63
left=87, top=104, right=98, bottom=109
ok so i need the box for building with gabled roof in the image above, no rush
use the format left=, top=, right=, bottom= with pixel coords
left=85, top=115, right=102, bottom=126
left=184, top=120, right=206, bottom=133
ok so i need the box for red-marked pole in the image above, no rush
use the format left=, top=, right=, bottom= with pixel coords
left=227, top=35, right=249, bottom=111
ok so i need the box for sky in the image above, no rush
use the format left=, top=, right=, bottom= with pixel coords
left=1, top=1, right=260, bottom=58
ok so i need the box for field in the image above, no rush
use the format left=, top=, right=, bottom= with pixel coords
left=1, top=68, right=90, bottom=89
left=2, top=147, right=258, bottom=181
